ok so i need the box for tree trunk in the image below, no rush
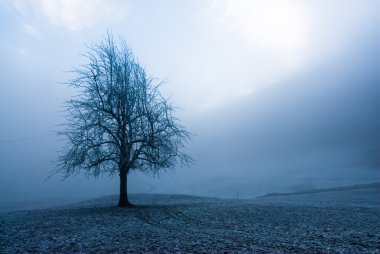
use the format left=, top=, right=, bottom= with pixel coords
left=118, top=168, right=132, bottom=207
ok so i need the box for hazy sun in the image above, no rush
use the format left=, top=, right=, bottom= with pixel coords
left=215, top=0, right=311, bottom=69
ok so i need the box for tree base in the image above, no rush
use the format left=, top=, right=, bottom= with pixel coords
left=117, top=201, right=134, bottom=208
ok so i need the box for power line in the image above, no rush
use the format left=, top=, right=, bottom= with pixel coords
left=0, top=134, right=55, bottom=143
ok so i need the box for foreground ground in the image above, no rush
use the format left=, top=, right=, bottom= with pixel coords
left=1, top=188, right=379, bottom=253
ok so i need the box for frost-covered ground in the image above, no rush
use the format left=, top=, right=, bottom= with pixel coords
left=1, top=188, right=379, bottom=253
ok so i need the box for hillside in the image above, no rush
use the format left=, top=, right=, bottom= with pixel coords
left=260, top=182, right=380, bottom=198
left=1, top=188, right=379, bottom=253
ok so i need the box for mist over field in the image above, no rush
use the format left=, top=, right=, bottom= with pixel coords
left=1, top=1, right=380, bottom=253
left=0, top=0, right=379, bottom=203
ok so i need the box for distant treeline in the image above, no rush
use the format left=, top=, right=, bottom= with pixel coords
left=260, top=182, right=380, bottom=198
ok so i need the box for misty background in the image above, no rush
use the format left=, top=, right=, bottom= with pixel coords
left=0, top=0, right=379, bottom=204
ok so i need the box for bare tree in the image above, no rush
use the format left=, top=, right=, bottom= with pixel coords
left=58, top=33, right=192, bottom=207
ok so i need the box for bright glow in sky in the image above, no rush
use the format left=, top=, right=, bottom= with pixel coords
left=210, top=0, right=311, bottom=70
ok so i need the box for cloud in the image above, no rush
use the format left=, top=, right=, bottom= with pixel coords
left=4, top=0, right=129, bottom=31
left=22, top=23, right=42, bottom=39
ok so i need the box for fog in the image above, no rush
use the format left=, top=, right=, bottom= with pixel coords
left=0, top=0, right=379, bottom=204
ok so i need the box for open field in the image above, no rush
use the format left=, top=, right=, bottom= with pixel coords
left=1, top=188, right=379, bottom=253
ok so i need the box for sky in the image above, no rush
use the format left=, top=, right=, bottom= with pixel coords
left=0, top=0, right=379, bottom=203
